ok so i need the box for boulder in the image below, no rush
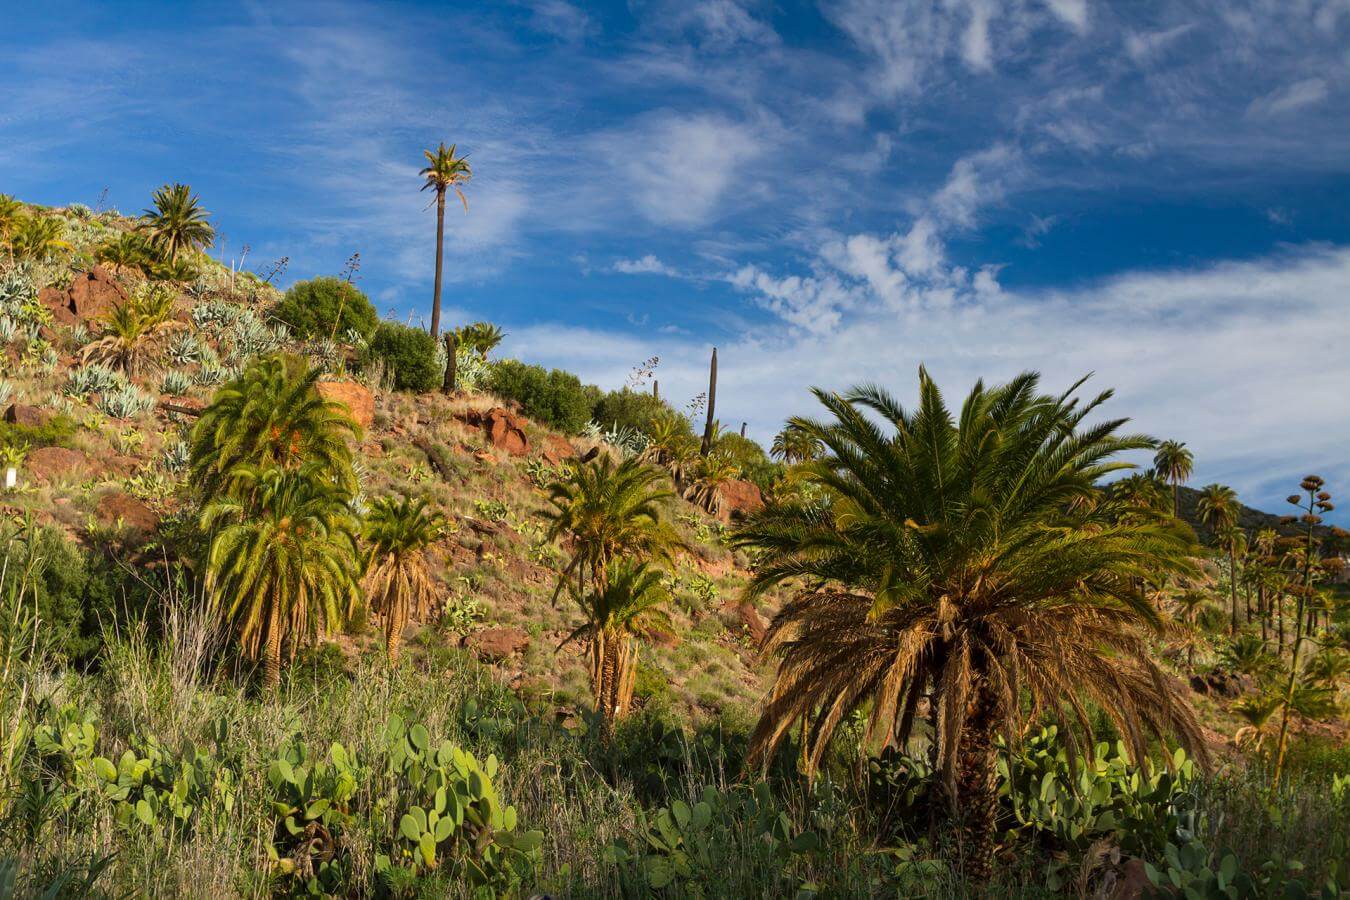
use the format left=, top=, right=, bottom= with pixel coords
left=726, top=600, right=768, bottom=645
left=473, top=407, right=529, bottom=456
left=26, top=447, right=90, bottom=484
left=96, top=491, right=159, bottom=534
left=3, top=404, right=52, bottom=428
left=316, top=381, right=374, bottom=430
left=719, top=478, right=764, bottom=522
left=57, top=267, right=127, bottom=323
left=462, top=627, right=530, bottom=662
left=1109, top=857, right=1152, bottom=900
left=539, top=434, right=576, bottom=467
left=1189, top=670, right=1251, bottom=699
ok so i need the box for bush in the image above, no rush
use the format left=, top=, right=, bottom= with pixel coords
left=0, top=414, right=77, bottom=451
left=272, top=277, right=377, bottom=343
left=367, top=321, right=439, bottom=393
left=716, top=432, right=780, bottom=491
left=487, top=360, right=597, bottom=434
left=0, top=525, right=120, bottom=663
left=591, top=388, right=679, bottom=438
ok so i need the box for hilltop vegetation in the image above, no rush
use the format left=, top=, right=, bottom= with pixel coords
left=0, top=190, right=1345, bottom=898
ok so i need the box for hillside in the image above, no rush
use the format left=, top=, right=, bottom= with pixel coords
left=1176, top=484, right=1344, bottom=548
left=0, top=196, right=1346, bottom=898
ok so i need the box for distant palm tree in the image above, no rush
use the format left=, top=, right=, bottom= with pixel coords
left=682, top=450, right=741, bottom=517
left=419, top=143, right=472, bottom=338
left=543, top=455, right=682, bottom=605
left=0, top=194, right=23, bottom=254
left=140, top=183, right=214, bottom=261
left=363, top=494, right=446, bottom=665
left=1198, top=484, right=1240, bottom=634
left=189, top=354, right=358, bottom=504
left=202, top=464, right=360, bottom=689
left=1153, top=439, right=1194, bottom=517
left=559, top=559, right=673, bottom=740
left=770, top=424, right=821, bottom=465
left=1173, top=590, right=1209, bottom=671
left=1112, top=472, right=1170, bottom=514
left=10, top=215, right=71, bottom=261
left=732, top=369, right=1206, bottom=881
left=456, top=321, right=505, bottom=358
left=95, top=231, right=159, bottom=274
left=639, top=414, right=698, bottom=483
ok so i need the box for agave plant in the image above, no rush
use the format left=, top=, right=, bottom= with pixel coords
left=161, top=369, right=193, bottom=396
left=65, top=363, right=128, bottom=398
left=97, top=384, right=156, bottom=419
left=0, top=379, right=12, bottom=407
left=167, top=331, right=204, bottom=366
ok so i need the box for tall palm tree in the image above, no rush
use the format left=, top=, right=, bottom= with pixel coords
left=543, top=455, right=682, bottom=605
left=732, top=369, right=1206, bottom=881
left=1198, top=484, right=1240, bottom=634
left=1153, top=439, right=1194, bottom=517
left=1172, top=590, right=1209, bottom=671
left=202, top=464, right=360, bottom=689
left=559, top=559, right=674, bottom=740
left=190, top=354, right=359, bottom=504
left=363, top=494, right=445, bottom=665
left=419, top=143, right=472, bottom=338
left=140, top=183, right=215, bottom=261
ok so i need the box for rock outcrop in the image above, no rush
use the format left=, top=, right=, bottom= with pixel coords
left=316, top=380, right=375, bottom=430
left=26, top=447, right=90, bottom=484
left=462, top=627, right=531, bottom=661
left=39, top=266, right=127, bottom=325
left=718, top=478, right=764, bottom=521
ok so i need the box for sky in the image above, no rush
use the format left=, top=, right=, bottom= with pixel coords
left=3, top=0, right=1349, bottom=521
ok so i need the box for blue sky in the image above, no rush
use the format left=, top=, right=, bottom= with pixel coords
left=4, top=0, right=1349, bottom=520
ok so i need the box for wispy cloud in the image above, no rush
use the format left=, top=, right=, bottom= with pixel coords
left=1247, top=78, right=1330, bottom=117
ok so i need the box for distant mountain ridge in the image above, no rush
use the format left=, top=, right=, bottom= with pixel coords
left=1174, top=484, right=1344, bottom=549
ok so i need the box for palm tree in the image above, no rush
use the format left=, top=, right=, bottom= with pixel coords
left=10, top=215, right=71, bottom=261
left=559, top=559, right=674, bottom=740
left=543, top=455, right=682, bottom=605
left=363, top=494, right=445, bottom=665
left=770, top=424, right=822, bottom=465
left=419, top=143, right=472, bottom=338
left=1198, top=484, right=1240, bottom=635
left=639, top=414, right=698, bottom=483
left=732, top=369, right=1207, bottom=881
left=682, top=450, right=741, bottom=517
left=1153, top=440, right=1194, bottom=517
left=202, top=464, right=360, bottom=689
left=140, top=183, right=214, bottom=261
left=95, top=231, right=160, bottom=274
left=1111, top=472, right=1170, bottom=515
left=79, top=284, right=184, bottom=376
left=190, top=354, right=358, bottom=504
left=455, top=321, right=505, bottom=358
left=1172, top=590, right=1209, bottom=671
left=0, top=195, right=23, bottom=253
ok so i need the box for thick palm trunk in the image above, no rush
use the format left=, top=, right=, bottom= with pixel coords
left=430, top=190, right=446, bottom=338
left=956, top=688, right=999, bottom=881
left=386, top=601, right=406, bottom=665
left=598, top=640, right=619, bottom=744
left=264, top=604, right=283, bottom=690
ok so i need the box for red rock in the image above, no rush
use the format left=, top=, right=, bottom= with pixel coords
left=25, top=447, right=90, bottom=484
left=63, top=267, right=127, bottom=322
left=38, top=286, right=77, bottom=326
left=718, top=478, right=764, bottom=522
left=96, top=491, right=159, bottom=534
left=727, top=600, right=768, bottom=645
left=462, top=627, right=530, bottom=662
left=539, top=434, right=576, bottom=467
left=482, top=407, right=529, bottom=456
left=315, top=380, right=374, bottom=430
left=3, top=404, right=52, bottom=428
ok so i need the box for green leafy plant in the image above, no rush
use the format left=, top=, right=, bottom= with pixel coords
left=367, top=321, right=439, bottom=393
left=273, top=277, right=377, bottom=343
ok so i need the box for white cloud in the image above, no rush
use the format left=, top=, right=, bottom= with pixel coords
left=1124, top=24, right=1193, bottom=62
left=931, top=143, right=1017, bottom=228
left=1247, top=78, right=1330, bottom=117
left=1043, top=0, right=1088, bottom=33
left=517, top=245, right=1350, bottom=518
left=613, top=254, right=678, bottom=276
left=521, top=0, right=594, bottom=41
left=670, top=0, right=778, bottom=48
left=599, top=113, right=764, bottom=227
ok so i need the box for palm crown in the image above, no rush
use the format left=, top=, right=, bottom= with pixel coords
left=201, top=463, right=360, bottom=687
left=190, top=354, right=358, bottom=504
left=733, top=368, right=1206, bottom=880
left=420, top=143, right=473, bottom=209
left=140, top=182, right=214, bottom=261
left=363, top=494, right=446, bottom=663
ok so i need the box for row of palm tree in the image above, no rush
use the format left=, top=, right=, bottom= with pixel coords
left=192, top=354, right=442, bottom=685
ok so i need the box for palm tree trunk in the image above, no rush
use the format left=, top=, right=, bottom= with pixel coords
left=1259, top=583, right=1268, bottom=643
left=1228, top=546, right=1239, bottom=636
left=956, top=687, right=999, bottom=882
left=598, top=638, right=618, bottom=744
left=1276, top=591, right=1285, bottom=653
left=430, top=189, right=446, bottom=338
left=264, top=604, right=283, bottom=690
left=386, top=601, right=406, bottom=665
left=442, top=331, right=457, bottom=394
left=1173, top=483, right=1180, bottom=518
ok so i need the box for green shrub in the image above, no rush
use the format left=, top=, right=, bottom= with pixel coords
left=272, top=277, right=377, bottom=342
left=486, top=360, right=596, bottom=434
left=0, top=525, right=118, bottom=663
left=0, top=414, right=77, bottom=451
left=368, top=321, right=439, bottom=393
left=715, top=432, right=779, bottom=491
left=591, top=388, right=680, bottom=438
